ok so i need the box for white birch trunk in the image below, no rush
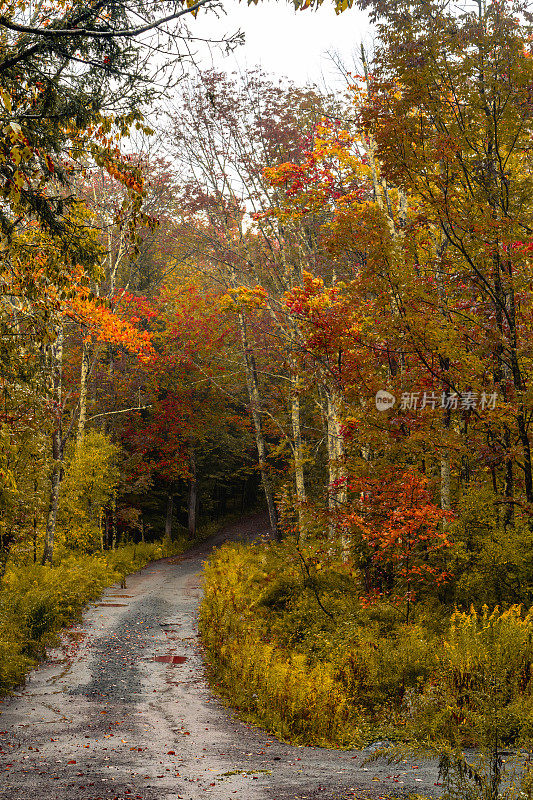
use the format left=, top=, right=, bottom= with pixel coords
left=76, top=339, right=90, bottom=447
left=322, top=384, right=348, bottom=554
left=237, top=310, right=279, bottom=538
left=441, top=455, right=451, bottom=508
left=42, top=324, right=64, bottom=565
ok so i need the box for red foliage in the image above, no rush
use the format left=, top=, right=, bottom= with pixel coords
left=342, top=471, right=453, bottom=618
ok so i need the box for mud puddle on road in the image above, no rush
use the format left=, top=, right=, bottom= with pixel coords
left=153, top=655, right=187, bottom=664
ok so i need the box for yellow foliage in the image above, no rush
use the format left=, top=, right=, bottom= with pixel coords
left=199, top=542, right=367, bottom=747
left=59, top=431, right=119, bottom=551
left=0, top=540, right=186, bottom=694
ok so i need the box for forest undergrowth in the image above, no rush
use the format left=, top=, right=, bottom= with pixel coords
left=200, top=539, right=533, bottom=761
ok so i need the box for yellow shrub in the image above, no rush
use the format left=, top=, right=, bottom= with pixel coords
left=199, top=542, right=366, bottom=747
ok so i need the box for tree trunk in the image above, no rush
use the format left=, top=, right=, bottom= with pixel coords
left=291, top=377, right=307, bottom=537
left=42, top=325, right=64, bottom=565
left=111, top=490, right=117, bottom=551
left=507, top=283, right=533, bottom=506
left=237, top=310, right=279, bottom=538
left=33, top=478, right=38, bottom=563
left=188, top=444, right=198, bottom=539
left=440, top=406, right=452, bottom=526
left=517, top=409, right=533, bottom=504
left=240, top=477, right=247, bottom=518
left=164, top=491, right=174, bottom=544
left=76, top=339, right=91, bottom=447
left=440, top=456, right=451, bottom=513
left=323, top=383, right=347, bottom=551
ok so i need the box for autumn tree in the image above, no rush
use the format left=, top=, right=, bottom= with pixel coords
left=345, top=471, right=453, bottom=622
left=352, top=0, right=533, bottom=524
left=114, top=269, right=258, bottom=543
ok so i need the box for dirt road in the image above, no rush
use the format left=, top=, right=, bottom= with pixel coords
left=0, top=514, right=442, bottom=800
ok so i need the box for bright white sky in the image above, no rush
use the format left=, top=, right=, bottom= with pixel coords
left=192, top=0, right=373, bottom=89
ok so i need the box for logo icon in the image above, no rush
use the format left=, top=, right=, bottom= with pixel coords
left=375, top=390, right=396, bottom=412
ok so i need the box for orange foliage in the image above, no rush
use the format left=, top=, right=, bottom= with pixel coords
left=69, top=295, right=155, bottom=363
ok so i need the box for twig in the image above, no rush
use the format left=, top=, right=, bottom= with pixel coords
left=85, top=404, right=151, bottom=422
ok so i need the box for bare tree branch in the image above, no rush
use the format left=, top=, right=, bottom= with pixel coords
left=85, top=405, right=152, bottom=422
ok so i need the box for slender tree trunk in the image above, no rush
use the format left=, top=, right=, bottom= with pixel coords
left=291, top=376, right=307, bottom=538
left=517, top=409, right=533, bottom=504
left=440, top=407, right=452, bottom=526
left=33, top=478, right=38, bottom=563
left=76, top=339, right=91, bottom=447
left=111, top=490, right=117, bottom=551
left=507, top=277, right=533, bottom=506
left=440, top=456, right=451, bottom=511
left=42, top=432, right=63, bottom=565
left=188, top=444, right=198, bottom=539
left=322, top=383, right=347, bottom=551
left=42, top=325, right=64, bottom=565
left=501, top=425, right=514, bottom=527
left=240, top=477, right=247, bottom=517
left=164, top=491, right=174, bottom=544
left=237, top=310, right=279, bottom=538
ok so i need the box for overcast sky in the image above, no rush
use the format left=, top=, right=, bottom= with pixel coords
left=192, top=0, right=373, bottom=89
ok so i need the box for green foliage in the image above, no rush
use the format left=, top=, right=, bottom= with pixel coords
left=59, top=432, right=120, bottom=551
left=0, top=539, right=184, bottom=695
left=451, top=486, right=533, bottom=607
left=0, top=412, right=49, bottom=573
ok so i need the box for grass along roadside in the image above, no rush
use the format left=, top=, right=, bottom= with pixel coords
left=199, top=540, right=371, bottom=747
left=0, top=509, right=256, bottom=696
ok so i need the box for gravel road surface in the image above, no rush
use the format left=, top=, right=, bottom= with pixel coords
left=0, top=513, right=443, bottom=800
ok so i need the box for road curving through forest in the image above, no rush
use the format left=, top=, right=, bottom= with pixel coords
left=0, top=513, right=442, bottom=800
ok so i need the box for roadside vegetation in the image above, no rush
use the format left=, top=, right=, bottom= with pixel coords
left=0, top=541, right=182, bottom=694
left=201, top=540, right=533, bottom=800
